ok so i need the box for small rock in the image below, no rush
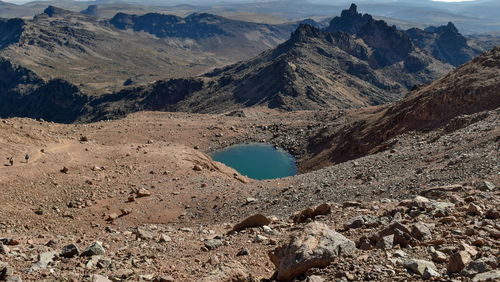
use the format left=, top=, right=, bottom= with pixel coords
left=204, top=239, right=223, bottom=250
left=106, top=213, right=119, bottom=222
left=135, top=228, right=154, bottom=240
left=236, top=248, right=249, bottom=256
left=61, top=244, right=80, bottom=258
left=231, top=214, right=271, bottom=232
left=81, top=242, right=105, bottom=257
left=405, top=259, right=437, bottom=276
left=448, top=251, right=472, bottom=273
left=439, top=216, right=457, bottom=223
left=463, top=257, right=494, bottom=277
left=477, top=181, right=495, bottom=191
left=92, top=274, right=112, bottom=282
left=199, top=261, right=253, bottom=282
left=430, top=248, right=447, bottom=263
left=422, top=267, right=441, bottom=280
left=411, top=223, right=432, bottom=241
left=136, top=188, right=151, bottom=198
left=155, top=275, right=175, bottom=282
left=460, top=243, right=478, bottom=257
left=344, top=216, right=365, bottom=229
left=393, top=250, right=407, bottom=258
left=245, top=197, right=257, bottom=204
left=60, top=167, right=69, bottom=173
left=0, top=262, right=13, bottom=280
left=472, top=270, right=500, bottom=282
left=159, top=234, right=172, bottom=243
left=468, top=203, right=483, bottom=216
left=193, top=165, right=203, bottom=171
left=0, top=243, right=10, bottom=255
left=254, top=235, right=268, bottom=243
left=485, top=209, right=500, bottom=220
left=30, top=251, right=58, bottom=272
left=307, top=275, right=325, bottom=282
left=375, top=235, right=394, bottom=250
left=292, top=203, right=331, bottom=223
left=120, top=208, right=132, bottom=216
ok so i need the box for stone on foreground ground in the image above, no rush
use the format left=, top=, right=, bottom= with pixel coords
left=269, top=222, right=356, bottom=281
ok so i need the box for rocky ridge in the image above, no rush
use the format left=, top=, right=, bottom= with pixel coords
left=302, top=46, right=500, bottom=170
left=0, top=4, right=491, bottom=124
left=407, top=22, right=479, bottom=67
left=81, top=5, right=456, bottom=122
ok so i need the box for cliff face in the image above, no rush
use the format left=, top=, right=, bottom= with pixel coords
left=407, top=22, right=479, bottom=67
left=109, top=13, right=229, bottom=39
left=0, top=58, right=87, bottom=123
left=0, top=18, right=24, bottom=49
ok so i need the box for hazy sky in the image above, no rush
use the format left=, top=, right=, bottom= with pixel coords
left=2, top=0, right=480, bottom=3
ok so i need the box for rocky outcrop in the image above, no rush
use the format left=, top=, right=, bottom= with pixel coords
left=325, top=4, right=371, bottom=35
left=43, top=6, right=69, bottom=17
left=407, top=22, right=479, bottom=67
left=326, top=3, right=416, bottom=69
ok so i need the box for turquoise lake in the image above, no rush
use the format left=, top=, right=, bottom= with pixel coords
left=210, top=143, right=297, bottom=180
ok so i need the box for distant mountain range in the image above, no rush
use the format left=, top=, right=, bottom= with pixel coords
left=79, top=4, right=479, bottom=121
left=1, top=0, right=500, bottom=34
left=0, top=6, right=296, bottom=95
left=0, top=4, right=492, bottom=123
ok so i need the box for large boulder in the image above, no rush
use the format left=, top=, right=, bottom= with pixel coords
left=269, top=222, right=356, bottom=281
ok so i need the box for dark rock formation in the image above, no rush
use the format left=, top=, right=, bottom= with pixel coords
left=325, top=3, right=372, bottom=35
left=0, top=18, right=24, bottom=49
left=303, top=47, right=500, bottom=170
left=0, top=58, right=87, bottom=123
left=407, top=22, right=479, bottom=67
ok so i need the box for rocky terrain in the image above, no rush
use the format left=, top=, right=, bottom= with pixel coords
left=0, top=4, right=495, bottom=124
left=407, top=22, right=479, bottom=67
left=0, top=24, right=499, bottom=282
left=108, top=12, right=295, bottom=58
left=81, top=5, right=460, bottom=122
left=0, top=6, right=294, bottom=95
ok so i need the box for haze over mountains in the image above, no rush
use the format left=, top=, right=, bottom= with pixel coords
left=0, top=5, right=296, bottom=94
left=1, top=0, right=500, bottom=34
left=79, top=4, right=479, bottom=121
left=0, top=3, right=488, bottom=123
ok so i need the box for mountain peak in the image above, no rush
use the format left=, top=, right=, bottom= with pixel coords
left=348, top=3, right=358, bottom=14
left=445, top=22, right=459, bottom=33
left=43, top=6, right=69, bottom=17
left=326, top=3, right=372, bottom=35
left=81, top=5, right=98, bottom=17
left=290, top=24, right=322, bottom=42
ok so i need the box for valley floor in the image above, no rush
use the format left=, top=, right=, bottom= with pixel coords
left=0, top=108, right=498, bottom=281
